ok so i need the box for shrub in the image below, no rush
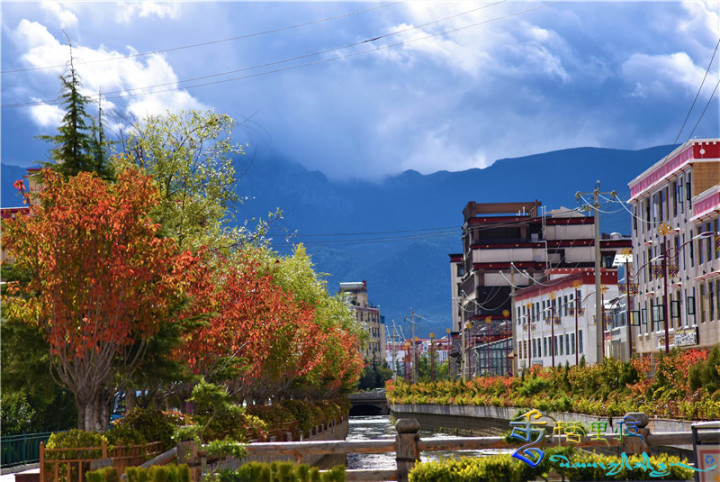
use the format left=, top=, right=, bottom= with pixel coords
left=86, top=467, right=120, bottom=482
left=410, top=449, right=693, bottom=481
left=110, top=407, right=175, bottom=450
left=124, top=463, right=190, bottom=482
left=216, top=461, right=346, bottom=482
left=45, top=430, right=109, bottom=482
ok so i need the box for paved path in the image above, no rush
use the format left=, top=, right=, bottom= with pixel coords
left=0, top=467, right=38, bottom=481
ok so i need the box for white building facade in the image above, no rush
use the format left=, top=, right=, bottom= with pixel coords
left=628, top=139, right=720, bottom=355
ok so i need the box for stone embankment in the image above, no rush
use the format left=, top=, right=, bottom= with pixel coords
left=390, top=403, right=694, bottom=455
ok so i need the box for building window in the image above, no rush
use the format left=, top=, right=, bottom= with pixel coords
left=706, top=222, right=713, bottom=261
left=559, top=336, right=563, bottom=356
left=671, top=181, right=678, bottom=217
left=710, top=281, right=715, bottom=321
left=565, top=334, right=570, bottom=355
left=579, top=330, right=583, bottom=354
left=543, top=337, right=547, bottom=357
left=677, top=174, right=684, bottom=213
left=700, top=284, right=707, bottom=323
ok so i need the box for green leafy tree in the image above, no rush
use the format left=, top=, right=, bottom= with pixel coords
left=115, top=110, right=245, bottom=249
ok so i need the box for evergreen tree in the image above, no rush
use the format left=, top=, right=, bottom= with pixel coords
left=39, top=45, right=112, bottom=179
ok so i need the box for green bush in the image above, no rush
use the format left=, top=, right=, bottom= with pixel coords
left=124, top=463, right=190, bottom=482
left=409, top=449, right=694, bottom=481
left=44, top=430, right=109, bottom=482
left=217, top=461, right=346, bottom=482
left=86, top=467, right=120, bottom=482
left=690, top=345, right=720, bottom=394
left=110, top=407, right=176, bottom=449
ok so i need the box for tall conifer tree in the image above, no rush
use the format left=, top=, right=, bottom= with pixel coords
left=39, top=42, right=112, bottom=179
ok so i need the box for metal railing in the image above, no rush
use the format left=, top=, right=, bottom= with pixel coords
left=1, top=432, right=53, bottom=468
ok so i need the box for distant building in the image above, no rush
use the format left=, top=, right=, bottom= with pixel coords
left=628, top=139, right=720, bottom=356
left=1, top=168, right=41, bottom=263
left=339, top=281, right=386, bottom=362
left=514, top=268, right=620, bottom=369
left=450, top=201, right=630, bottom=375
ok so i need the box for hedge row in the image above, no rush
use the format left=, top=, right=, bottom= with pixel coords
left=87, top=463, right=190, bottom=482
left=217, top=461, right=346, bottom=482
left=408, top=448, right=695, bottom=481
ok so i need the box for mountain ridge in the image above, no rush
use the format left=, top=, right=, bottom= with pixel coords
left=2, top=144, right=677, bottom=337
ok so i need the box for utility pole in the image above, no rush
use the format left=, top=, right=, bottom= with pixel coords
left=576, top=181, right=616, bottom=364
left=390, top=321, right=399, bottom=380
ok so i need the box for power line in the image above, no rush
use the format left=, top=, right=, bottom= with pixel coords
left=268, top=230, right=458, bottom=247
left=686, top=78, right=720, bottom=140
left=0, top=2, right=402, bottom=75
left=269, top=225, right=460, bottom=237
left=2, top=0, right=562, bottom=109
left=673, top=36, right=720, bottom=144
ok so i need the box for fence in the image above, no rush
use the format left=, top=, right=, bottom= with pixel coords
left=39, top=440, right=162, bottom=482
left=1, top=432, right=53, bottom=468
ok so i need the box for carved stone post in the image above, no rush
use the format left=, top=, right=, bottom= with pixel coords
left=622, top=412, right=650, bottom=455
left=395, top=418, right=420, bottom=482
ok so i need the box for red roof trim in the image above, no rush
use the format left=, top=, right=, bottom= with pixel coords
left=515, top=270, right=619, bottom=301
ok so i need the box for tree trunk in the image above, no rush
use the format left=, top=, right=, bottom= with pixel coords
left=126, top=389, right=137, bottom=413
left=76, top=393, right=110, bottom=431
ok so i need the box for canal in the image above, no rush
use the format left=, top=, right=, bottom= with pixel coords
left=346, top=415, right=510, bottom=471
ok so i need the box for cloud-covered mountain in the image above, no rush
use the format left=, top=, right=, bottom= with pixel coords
left=2, top=144, right=675, bottom=337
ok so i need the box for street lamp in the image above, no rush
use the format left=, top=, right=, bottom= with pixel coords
left=525, top=302, right=533, bottom=370
left=484, top=316, right=492, bottom=375
left=655, top=224, right=715, bottom=353
left=445, top=328, right=452, bottom=379
left=548, top=292, right=559, bottom=367
left=571, top=280, right=583, bottom=365
left=429, top=333, right=435, bottom=382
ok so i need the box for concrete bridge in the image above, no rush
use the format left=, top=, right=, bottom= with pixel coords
left=348, top=390, right=389, bottom=416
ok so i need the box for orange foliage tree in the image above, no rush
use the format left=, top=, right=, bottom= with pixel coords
left=2, top=169, right=194, bottom=431
left=178, top=250, right=364, bottom=403
left=178, top=256, right=321, bottom=401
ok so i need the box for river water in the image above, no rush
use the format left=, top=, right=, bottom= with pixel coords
left=346, top=415, right=510, bottom=471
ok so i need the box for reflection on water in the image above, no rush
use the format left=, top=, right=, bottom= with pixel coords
left=347, top=415, right=510, bottom=471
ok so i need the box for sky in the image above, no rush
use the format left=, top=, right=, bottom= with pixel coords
left=1, top=1, right=719, bottom=182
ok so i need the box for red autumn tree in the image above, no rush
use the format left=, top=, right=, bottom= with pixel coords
left=178, top=255, right=328, bottom=402
left=2, top=169, right=192, bottom=431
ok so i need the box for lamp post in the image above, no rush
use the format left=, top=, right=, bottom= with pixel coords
left=429, top=333, right=435, bottom=382
left=600, top=284, right=609, bottom=358
left=572, top=280, right=582, bottom=365
left=616, top=248, right=637, bottom=359
left=654, top=224, right=714, bottom=353
left=503, top=309, right=511, bottom=376
left=549, top=292, right=562, bottom=368
left=658, top=222, right=674, bottom=354
left=525, top=302, right=533, bottom=370
left=466, top=322, right=474, bottom=380
left=446, top=328, right=452, bottom=379
left=485, top=316, right=492, bottom=375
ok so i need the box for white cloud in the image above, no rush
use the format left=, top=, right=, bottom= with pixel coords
left=40, top=2, right=78, bottom=29
left=680, top=0, right=720, bottom=40
left=28, top=101, right=64, bottom=128
left=116, top=2, right=181, bottom=24
left=376, top=3, right=572, bottom=83
left=12, top=19, right=205, bottom=128
left=621, top=52, right=706, bottom=98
